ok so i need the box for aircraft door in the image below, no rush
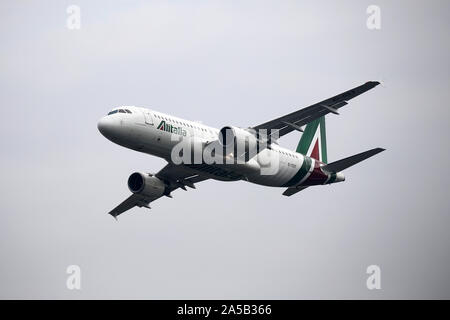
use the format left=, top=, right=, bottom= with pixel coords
left=143, top=110, right=153, bottom=125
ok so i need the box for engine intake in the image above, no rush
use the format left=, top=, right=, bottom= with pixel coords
left=218, top=126, right=233, bottom=146
left=128, top=172, right=166, bottom=198
left=219, top=126, right=259, bottom=146
left=218, top=126, right=265, bottom=161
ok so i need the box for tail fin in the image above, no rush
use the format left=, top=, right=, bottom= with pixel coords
left=322, top=148, right=385, bottom=173
left=296, top=116, right=327, bottom=163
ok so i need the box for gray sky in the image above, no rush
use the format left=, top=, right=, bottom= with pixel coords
left=0, top=0, right=449, bottom=299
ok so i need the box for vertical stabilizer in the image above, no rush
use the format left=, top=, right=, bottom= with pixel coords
left=296, top=116, right=327, bottom=163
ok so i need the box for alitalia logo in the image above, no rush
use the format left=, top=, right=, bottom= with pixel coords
left=157, top=120, right=187, bottom=137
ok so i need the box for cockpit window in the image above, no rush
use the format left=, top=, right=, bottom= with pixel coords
left=108, top=108, right=132, bottom=115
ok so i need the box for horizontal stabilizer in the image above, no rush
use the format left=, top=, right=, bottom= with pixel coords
left=322, top=148, right=385, bottom=173
left=282, top=186, right=309, bottom=197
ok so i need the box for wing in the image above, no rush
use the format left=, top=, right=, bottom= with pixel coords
left=109, top=163, right=209, bottom=218
left=253, top=81, right=380, bottom=137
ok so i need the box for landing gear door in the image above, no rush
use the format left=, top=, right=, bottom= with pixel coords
left=143, top=111, right=153, bottom=125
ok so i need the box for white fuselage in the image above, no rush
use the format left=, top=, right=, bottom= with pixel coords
left=98, top=106, right=333, bottom=188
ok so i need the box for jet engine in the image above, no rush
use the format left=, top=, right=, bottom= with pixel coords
left=218, top=126, right=257, bottom=147
left=218, top=126, right=269, bottom=161
left=218, top=126, right=256, bottom=160
left=127, top=172, right=166, bottom=198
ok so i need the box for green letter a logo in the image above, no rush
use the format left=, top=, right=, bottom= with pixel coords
left=157, top=120, right=165, bottom=131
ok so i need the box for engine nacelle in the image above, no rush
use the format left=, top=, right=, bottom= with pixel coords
left=218, top=126, right=270, bottom=161
left=218, top=126, right=256, bottom=147
left=127, top=172, right=166, bottom=198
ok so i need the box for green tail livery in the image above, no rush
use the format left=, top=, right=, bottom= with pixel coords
left=296, top=116, right=327, bottom=164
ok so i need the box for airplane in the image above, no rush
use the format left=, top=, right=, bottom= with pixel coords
left=98, top=81, right=385, bottom=218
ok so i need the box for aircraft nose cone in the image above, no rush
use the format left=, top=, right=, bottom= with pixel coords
left=97, top=116, right=117, bottom=138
